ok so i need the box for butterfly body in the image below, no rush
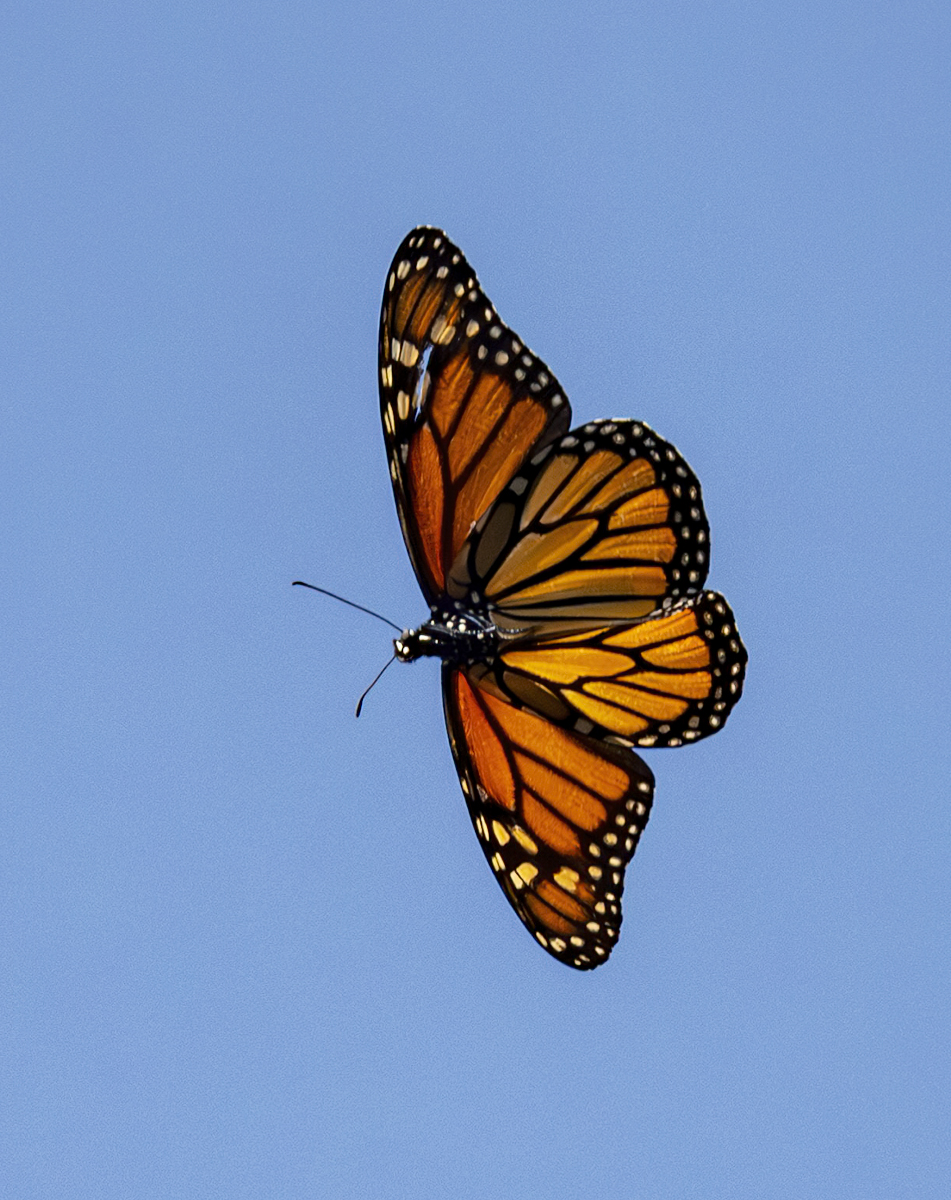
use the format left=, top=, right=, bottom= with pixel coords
left=378, top=227, right=747, bottom=969
left=395, top=607, right=499, bottom=667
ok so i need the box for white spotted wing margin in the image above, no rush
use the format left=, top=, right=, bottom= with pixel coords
left=442, top=664, right=656, bottom=971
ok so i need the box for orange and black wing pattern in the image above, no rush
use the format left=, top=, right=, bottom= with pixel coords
left=443, top=666, right=655, bottom=970
left=489, top=591, right=747, bottom=747
left=445, top=415, right=746, bottom=747
left=447, top=417, right=709, bottom=627
left=379, top=228, right=570, bottom=604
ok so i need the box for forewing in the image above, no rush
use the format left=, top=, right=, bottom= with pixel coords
left=380, top=228, right=571, bottom=604
left=447, top=418, right=709, bottom=626
left=443, top=665, right=655, bottom=970
left=489, top=590, right=747, bottom=748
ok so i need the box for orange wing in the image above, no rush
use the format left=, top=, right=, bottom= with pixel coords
left=443, top=665, right=655, bottom=970
left=447, top=417, right=711, bottom=627
left=380, top=228, right=570, bottom=604
left=472, top=590, right=746, bottom=748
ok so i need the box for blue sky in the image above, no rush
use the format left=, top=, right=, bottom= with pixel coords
left=4, top=3, right=949, bottom=1197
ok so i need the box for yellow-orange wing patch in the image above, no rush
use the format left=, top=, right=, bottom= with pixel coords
left=380, top=228, right=570, bottom=603
left=443, top=666, right=655, bottom=970
left=494, top=591, right=747, bottom=748
left=447, top=419, right=710, bottom=624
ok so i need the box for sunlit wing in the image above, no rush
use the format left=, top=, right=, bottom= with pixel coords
left=443, top=665, right=655, bottom=970
left=379, top=227, right=571, bottom=604
left=447, top=418, right=710, bottom=628
left=468, top=591, right=747, bottom=748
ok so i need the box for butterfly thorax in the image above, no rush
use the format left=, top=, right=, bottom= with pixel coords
left=394, top=605, right=499, bottom=666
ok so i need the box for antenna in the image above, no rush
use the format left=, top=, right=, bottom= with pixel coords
left=293, top=581, right=404, bottom=717
left=354, top=655, right=397, bottom=718
left=292, top=581, right=402, bottom=632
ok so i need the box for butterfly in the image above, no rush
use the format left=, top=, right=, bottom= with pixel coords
left=379, top=227, right=746, bottom=969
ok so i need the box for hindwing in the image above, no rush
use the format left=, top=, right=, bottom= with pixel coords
left=485, top=591, right=747, bottom=748
left=448, top=417, right=710, bottom=628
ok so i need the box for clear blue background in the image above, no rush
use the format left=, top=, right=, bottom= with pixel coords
left=4, top=3, right=949, bottom=1197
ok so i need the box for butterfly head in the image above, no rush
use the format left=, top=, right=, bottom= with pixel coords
left=394, top=629, right=423, bottom=662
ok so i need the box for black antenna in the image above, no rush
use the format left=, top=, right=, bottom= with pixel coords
left=354, top=655, right=397, bottom=718
left=292, top=581, right=402, bottom=633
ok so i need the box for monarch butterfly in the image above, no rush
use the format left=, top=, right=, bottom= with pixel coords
left=379, top=227, right=746, bottom=969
